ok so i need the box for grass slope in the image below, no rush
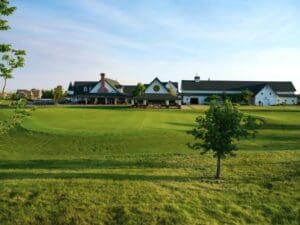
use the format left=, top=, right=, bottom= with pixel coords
left=0, top=106, right=299, bottom=225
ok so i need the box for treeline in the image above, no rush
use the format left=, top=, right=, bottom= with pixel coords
left=205, top=89, right=254, bottom=105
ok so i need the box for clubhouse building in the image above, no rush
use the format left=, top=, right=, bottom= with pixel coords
left=68, top=73, right=181, bottom=107
left=68, top=73, right=298, bottom=106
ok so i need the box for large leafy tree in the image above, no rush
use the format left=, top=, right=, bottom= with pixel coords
left=188, top=100, right=259, bottom=179
left=0, top=0, right=26, bottom=98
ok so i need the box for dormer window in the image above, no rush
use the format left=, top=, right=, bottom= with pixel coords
left=269, top=92, right=272, bottom=95
left=261, top=92, right=263, bottom=95
left=83, top=86, right=88, bottom=92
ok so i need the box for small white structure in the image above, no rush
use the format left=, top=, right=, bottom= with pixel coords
left=181, top=77, right=297, bottom=106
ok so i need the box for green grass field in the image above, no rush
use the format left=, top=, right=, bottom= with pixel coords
left=0, top=106, right=299, bottom=225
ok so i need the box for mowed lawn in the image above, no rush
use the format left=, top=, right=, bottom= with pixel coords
left=0, top=106, right=299, bottom=225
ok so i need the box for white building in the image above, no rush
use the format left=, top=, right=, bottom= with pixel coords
left=181, top=76, right=297, bottom=106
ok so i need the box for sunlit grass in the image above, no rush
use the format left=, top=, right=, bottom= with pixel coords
left=0, top=106, right=299, bottom=224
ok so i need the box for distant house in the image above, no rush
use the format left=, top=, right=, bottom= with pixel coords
left=68, top=73, right=181, bottom=107
left=181, top=76, right=297, bottom=106
left=16, top=88, right=42, bottom=100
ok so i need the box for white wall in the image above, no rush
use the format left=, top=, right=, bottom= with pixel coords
left=255, top=85, right=277, bottom=106
left=145, top=80, right=168, bottom=94
left=90, top=81, right=117, bottom=93
left=277, top=97, right=297, bottom=105
left=182, top=96, right=207, bottom=104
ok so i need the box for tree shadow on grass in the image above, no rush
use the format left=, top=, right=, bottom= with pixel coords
left=165, top=122, right=195, bottom=128
left=66, top=105, right=132, bottom=110
left=260, top=124, right=300, bottom=131
left=0, top=159, right=204, bottom=170
left=0, top=171, right=213, bottom=182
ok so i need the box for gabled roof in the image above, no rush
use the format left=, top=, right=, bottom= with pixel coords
left=145, top=77, right=178, bottom=92
left=146, top=77, right=168, bottom=92
left=70, top=79, right=122, bottom=95
left=181, top=80, right=296, bottom=94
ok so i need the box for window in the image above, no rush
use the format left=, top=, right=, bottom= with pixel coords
left=153, top=85, right=160, bottom=92
left=261, top=92, right=264, bottom=95
left=83, top=86, right=88, bottom=92
left=269, top=92, right=272, bottom=95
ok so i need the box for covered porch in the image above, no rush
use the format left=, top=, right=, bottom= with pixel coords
left=74, top=94, right=130, bottom=105
left=133, top=94, right=182, bottom=108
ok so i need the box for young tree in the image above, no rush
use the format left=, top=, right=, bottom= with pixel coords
left=0, top=0, right=26, bottom=98
left=241, top=89, right=254, bottom=105
left=0, top=98, right=31, bottom=135
left=188, top=100, right=259, bottom=179
left=168, top=86, right=177, bottom=97
left=133, top=83, right=145, bottom=97
left=205, top=95, right=221, bottom=103
left=53, top=85, right=64, bottom=104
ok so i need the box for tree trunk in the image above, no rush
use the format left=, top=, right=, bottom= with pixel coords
left=1, top=78, right=7, bottom=98
left=216, top=155, right=221, bottom=179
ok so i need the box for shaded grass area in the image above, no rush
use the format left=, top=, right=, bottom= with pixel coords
left=0, top=152, right=299, bottom=225
left=0, top=106, right=299, bottom=224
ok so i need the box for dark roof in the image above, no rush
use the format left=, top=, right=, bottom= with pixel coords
left=69, top=77, right=179, bottom=97
left=181, top=80, right=296, bottom=94
left=71, top=81, right=98, bottom=95
left=123, top=85, right=136, bottom=95
left=76, top=93, right=127, bottom=97
left=68, top=82, right=74, bottom=91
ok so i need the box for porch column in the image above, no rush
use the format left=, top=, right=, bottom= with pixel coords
left=165, top=100, right=170, bottom=106
left=143, top=99, right=147, bottom=105
left=125, top=98, right=128, bottom=104
left=104, top=98, right=108, bottom=104
left=114, top=98, right=118, bottom=105
left=131, top=99, right=135, bottom=105
left=94, top=98, right=98, bottom=104
left=177, top=100, right=182, bottom=106
left=85, top=98, right=88, bottom=104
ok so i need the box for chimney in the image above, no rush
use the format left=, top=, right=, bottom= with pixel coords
left=100, top=73, right=106, bottom=81
left=194, top=76, right=200, bottom=83
left=98, top=73, right=108, bottom=93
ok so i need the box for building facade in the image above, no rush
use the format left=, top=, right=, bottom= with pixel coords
left=16, top=89, right=42, bottom=100
left=68, top=73, right=181, bottom=107
left=181, top=76, right=297, bottom=106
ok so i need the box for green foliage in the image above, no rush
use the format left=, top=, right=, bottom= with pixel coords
left=42, top=89, right=54, bottom=99
left=133, top=83, right=145, bottom=97
left=188, top=100, right=259, bottom=178
left=241, top=89, right=254, bottom=105
left=0, top=106, right=299, bottom=224
left=0, top=98, right=31, bottom=135
left=0, top=1, right=26, bottom=97
left=0, top=0, right=16, bottom=30
left=204, top=95, right=221, bottom=103
left=53, top=85, right=64, bottom=104
left=168, top=86, right=177, bottom=96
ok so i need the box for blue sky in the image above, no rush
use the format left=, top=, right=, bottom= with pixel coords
left=1, top=0, right=300, bottom=92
